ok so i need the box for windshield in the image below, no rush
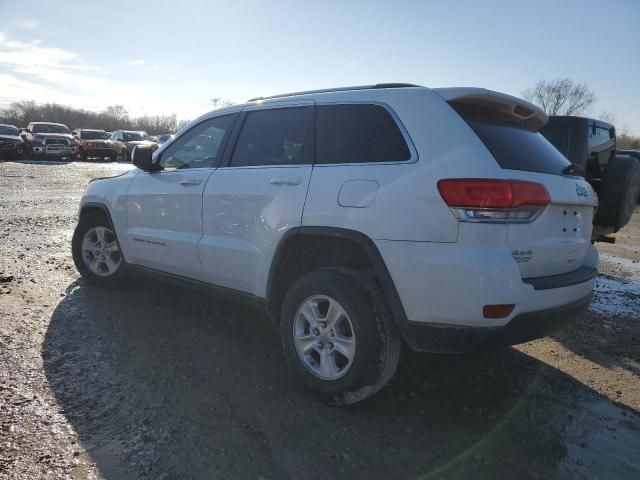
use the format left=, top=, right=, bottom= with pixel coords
left=123, top=131, right=146, bottom=141
left=32, top=124, right=70, bottom=134
left=0, top=125, right=19, bottom=136
left=81, top=130, right=109, bottom=140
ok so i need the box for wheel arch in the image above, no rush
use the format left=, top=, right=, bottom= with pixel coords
left=266, top=226, right=408, bottom=328
left=79, top=202, right=118, bottom=235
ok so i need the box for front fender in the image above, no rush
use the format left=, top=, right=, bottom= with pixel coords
left=79, top=169, right=138, bottom=240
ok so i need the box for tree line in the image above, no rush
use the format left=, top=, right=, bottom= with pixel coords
left=0, top=100, right=189, bottom=135
left=1, top=86, right=638, bottom=148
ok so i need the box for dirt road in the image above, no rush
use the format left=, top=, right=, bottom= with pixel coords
left=1, top=160, right=639, bottom=479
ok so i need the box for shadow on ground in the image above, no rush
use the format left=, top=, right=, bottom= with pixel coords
left=42, top=279, right=640, bottom=479
left=552, top=274, right=640, bottom=377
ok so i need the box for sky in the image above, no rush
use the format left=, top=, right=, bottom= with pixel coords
left=0, top=0, right=638, bottom=132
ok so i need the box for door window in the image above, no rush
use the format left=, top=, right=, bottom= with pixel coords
left=229, top=107, right=312, bottom=167
left=159, top=114, right=237, bottom=170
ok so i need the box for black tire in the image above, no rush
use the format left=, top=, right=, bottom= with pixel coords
left=594, top=156, right=640, bottom=230
left=280, top=268, right=401, bottom=405
left=72, top=212, right=128, bottom=288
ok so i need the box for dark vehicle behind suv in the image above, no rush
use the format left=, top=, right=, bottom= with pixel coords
left=0, top=124, right=26, bottom=160
left=540, top=116, right=640, bottom=240
left=21, top=122, right=78, bottom=160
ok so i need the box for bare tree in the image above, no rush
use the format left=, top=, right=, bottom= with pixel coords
left=210, top=97, right=232, bottom=109
left=616, top=123, right=640, bottom=150
left=597, top=111, right=617, bottom=124
left=102, top=105, right=129, bottom=122
left=522, top=78, right=596, bottom=116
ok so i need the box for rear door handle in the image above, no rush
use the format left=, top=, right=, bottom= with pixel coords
left=269, top=177, right=301, bottom=186
left=180, top=179, right=201, bottom=186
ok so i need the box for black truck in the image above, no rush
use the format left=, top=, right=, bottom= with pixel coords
left=540, top=116, right=640, bottom=241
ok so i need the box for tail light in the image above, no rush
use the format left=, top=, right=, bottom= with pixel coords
left=438, top=179, right=550, bottom=223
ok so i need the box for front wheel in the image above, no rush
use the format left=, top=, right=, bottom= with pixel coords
left=72, top=212, right=128, bottom=287
left=280, top=268, right=401, bottom=405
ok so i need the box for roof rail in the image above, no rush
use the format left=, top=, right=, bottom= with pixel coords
left=247, top=83, right=421, bottom=102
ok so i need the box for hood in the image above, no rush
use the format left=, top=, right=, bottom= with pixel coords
left=34, top=133, right=74, bottom=140
left=125, top=140, right=155, bottom=145
left=0, top=134, right=23, bottom=142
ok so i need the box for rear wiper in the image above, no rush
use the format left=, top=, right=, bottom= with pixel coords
left=561, top=163, right=585, bottom=177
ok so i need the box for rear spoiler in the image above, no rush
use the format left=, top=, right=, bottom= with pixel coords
left=434, top=87, right=548, bottom=131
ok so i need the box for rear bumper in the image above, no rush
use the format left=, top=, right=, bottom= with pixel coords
left=401, top=293, right=592, bottom=353
left=374, top=233, right=598, bottom=352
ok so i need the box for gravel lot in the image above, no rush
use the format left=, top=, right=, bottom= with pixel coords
left=1, top=160, right=639, bottom=479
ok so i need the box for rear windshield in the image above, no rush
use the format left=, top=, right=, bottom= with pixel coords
left=468, top=122, right=571, bottom=175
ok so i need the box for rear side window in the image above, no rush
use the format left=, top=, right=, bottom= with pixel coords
left=589, top=127, right=612, bottom=149
left=230, top=107, right=312, bottom=167
left=316, top=104, right=411, bottom=164
left=468, top=122, right=571, bottom=175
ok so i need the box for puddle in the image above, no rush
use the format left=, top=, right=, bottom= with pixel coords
left=599, top=252, right=640, bottom=282
left=590, top=275, right=640, bottom=318
left=555, top=398, right=640, bottom=479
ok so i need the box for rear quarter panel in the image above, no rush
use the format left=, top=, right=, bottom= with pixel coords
left=302, top=88, right=507, bottom=242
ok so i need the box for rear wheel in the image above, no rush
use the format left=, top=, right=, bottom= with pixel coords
left=280, top=268, right=401, bottom=405
left=72, top=212, right=128, bottom=288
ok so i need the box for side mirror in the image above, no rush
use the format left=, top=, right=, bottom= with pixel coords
left=131, top=145, right=160, bottom=172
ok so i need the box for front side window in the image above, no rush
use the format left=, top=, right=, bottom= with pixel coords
left=229, top=107, right=312, bottom=167
left=316, top=104, right=411, bottom=164
left=159, top=114, right=237, bottom=170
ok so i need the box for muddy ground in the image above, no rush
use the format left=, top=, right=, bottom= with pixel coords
left=0, top=160, right=639, bottom=480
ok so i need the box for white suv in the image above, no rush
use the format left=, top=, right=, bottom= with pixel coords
left=72, top=84, right=599, bottom=404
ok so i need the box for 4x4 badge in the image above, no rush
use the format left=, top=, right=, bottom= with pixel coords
left=576, top=184, right=589, bottom=199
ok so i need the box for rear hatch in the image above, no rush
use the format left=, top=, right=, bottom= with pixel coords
left=438, top=88, right=598, bottom=279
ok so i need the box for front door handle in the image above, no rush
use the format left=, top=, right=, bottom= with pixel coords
left=270, top=177, right=301, bottom=186
left=180, top=179, right=202, bottom=186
